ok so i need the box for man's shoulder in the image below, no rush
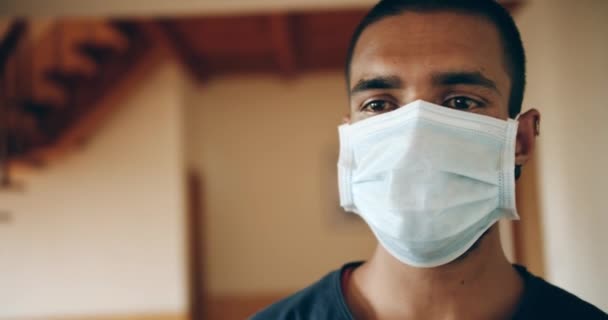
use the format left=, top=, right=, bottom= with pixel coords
left=515, top=265, right=608, bottom=319
left=250, top=262, right=359, bottom=320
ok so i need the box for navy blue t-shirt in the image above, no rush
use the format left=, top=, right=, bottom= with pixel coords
left=251, top=262, right=608, bottom=319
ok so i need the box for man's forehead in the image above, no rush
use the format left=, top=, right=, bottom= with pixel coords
left=350, top=11, right=508, bottom=86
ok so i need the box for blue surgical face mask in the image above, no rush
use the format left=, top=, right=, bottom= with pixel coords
left=337, top=100, right=519, bottom=268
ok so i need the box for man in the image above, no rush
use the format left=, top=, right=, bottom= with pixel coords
left=252, top=0, right=608, bottom=319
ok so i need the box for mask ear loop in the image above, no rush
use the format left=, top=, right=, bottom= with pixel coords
left=515, top=165, right=522, bottom=180
left=514, top=113, right=522, bottom=180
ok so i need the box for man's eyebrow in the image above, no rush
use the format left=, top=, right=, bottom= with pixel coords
left=350, top=76, right=403, bottom=95
left=433, top=71, right=500, bottom=94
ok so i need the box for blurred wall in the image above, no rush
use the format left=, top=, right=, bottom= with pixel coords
left=184, top=72, right=376, bottom=295
left=516, top=0, right=608, bottom=311
left=0, top=62, right=188, bottom=319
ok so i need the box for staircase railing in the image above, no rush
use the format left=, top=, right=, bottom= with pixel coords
left=1, top=18, right=149, bottom=184
left=0, top=20, right=26, bottom=74
left=0, top=20, right=28, bottom=187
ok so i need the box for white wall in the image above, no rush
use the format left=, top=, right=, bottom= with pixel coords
left=185, top=72, right=376, bottom=295
left=0, top=62, right=188, bottom=318
left=517, top=0, right=608, bottom=311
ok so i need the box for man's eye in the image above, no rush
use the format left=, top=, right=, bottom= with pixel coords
left=362, top=100, right=398, bottom=113
left=444, top=97, right=483, bottom=110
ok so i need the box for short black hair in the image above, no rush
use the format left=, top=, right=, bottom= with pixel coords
left=345, top=0, right=525, bottom=118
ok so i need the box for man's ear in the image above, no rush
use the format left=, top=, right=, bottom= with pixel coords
left=515, top=108, right=541, bottom=166
left=342, top=114, right=351, bottom=124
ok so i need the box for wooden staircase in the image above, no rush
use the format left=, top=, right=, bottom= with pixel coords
left=0, top=19, right=155, bottom=184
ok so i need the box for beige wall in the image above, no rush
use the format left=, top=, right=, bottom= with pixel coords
left=516, top=0, right=608, bottom=311
left=184, top=72, right=376, bottom=295
left=0, top=62, right=188, bottom=319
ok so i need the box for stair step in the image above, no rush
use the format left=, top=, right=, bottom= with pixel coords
left=21, top=99, right=56, bottom=119
left=31, top=79, right=68, bottom=107
left=93, top=21, right=130, bottom=52
left=78, top=41, right=119, bottom=64
left=8, top=128, right=47, bottom=151
left=110, top=21, right=140, bottom=39
left=5, top=109, right=48, bottom=155
left=45, top=69, right=92, bottom=91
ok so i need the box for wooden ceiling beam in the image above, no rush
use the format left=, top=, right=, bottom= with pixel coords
left=152, top=20, right=207, bottom=81
left=137, top=21, right=177, bottom=57
left=269, top=13, right=296, bottom=77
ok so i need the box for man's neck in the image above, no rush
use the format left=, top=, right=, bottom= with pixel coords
left=345, top=226, right=524, bottom=320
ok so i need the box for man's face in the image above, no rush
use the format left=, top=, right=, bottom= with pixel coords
left=349, top=11, right=511, bottom=123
